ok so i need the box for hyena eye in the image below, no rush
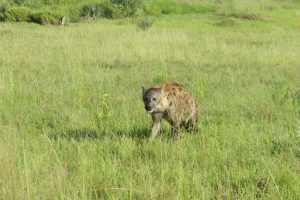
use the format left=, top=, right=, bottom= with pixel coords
left=152, top=97, right=157, bottom=101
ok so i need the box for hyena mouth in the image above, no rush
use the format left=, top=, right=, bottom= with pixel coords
left=147, top=108, right=155, bottom=114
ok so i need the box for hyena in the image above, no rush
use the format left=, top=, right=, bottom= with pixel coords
left=142, top=81, right=199, bottom=141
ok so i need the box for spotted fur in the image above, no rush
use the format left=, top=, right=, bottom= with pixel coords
left=142, top=81, right=199, bottom=141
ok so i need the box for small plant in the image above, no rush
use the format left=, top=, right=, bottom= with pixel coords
left=29, top=10, right=62, bottom=25
left=94, top=94, right=111, bottom=132
left=0, top=3, right=8, bottom=21
left=81, top=2, right=117, bottom=19
left=8, top=6, right=32, bottom=22
left=111, top=0, right=142, bottom=17
left=81, top=0, right=142, bottom=20
left=137, top=17, right=153, bottom=31
left=0, top=4, right=62, bottom=25
left=0, top=3, right=7, bottom=13
left=0, top=5, right=33, bottom=22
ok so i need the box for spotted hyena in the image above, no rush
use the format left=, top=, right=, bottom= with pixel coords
left=142, top=81, right=199, bottom=141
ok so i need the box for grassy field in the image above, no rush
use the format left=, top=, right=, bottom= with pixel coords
left=1, top=1, right=300, bottom=199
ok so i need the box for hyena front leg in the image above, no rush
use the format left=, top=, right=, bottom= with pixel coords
left=171, top=122, right=180, bottom=140
left=184, top=120, right=194, bottom=132
left=149, top=114, right=163, bottom=142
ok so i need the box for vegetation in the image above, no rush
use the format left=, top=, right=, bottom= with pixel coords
left=0, top=3, right=63, bottom=24
left=136, top=17, right=153, bottom=31
left=1, top=0, right=298, bottom=24
left=0, top=0, right=145, bottom=23
left=0, top=0, right=300, bottom=199
left=80, top=0, right=143, bottom=20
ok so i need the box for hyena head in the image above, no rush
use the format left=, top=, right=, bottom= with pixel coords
left=142, top=86, right=164, bottom=114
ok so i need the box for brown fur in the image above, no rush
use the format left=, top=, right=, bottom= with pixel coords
left=142, top=81, right=199, bottom=141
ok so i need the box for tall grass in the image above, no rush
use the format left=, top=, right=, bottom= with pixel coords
left=0, top=5, right=300, bottom=200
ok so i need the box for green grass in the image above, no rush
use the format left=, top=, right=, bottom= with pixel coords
left=1, top=4, right=300, bottom=200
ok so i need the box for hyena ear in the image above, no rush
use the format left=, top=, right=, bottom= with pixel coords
left=141, top=85, right=146, bottom=95
left=160, top=87, right=164, bottom=97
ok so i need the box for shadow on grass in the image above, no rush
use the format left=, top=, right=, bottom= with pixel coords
left=49, top=128, right=102, bottom=141
left=50, top=127, right=150, bottom=141
left=117, top=127, right=149, bottom=139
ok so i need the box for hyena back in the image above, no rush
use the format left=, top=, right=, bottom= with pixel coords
left=142, top=81, right=199, bottom=141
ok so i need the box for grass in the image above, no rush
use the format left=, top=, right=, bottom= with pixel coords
left=0, top=2, right=300, bottom=199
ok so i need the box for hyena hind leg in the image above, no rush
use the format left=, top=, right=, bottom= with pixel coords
left=185, top=115, right=199, bottom=133
left=192, top=108, right=200, bottom=133
left=184, top=120, right=198, bottom=133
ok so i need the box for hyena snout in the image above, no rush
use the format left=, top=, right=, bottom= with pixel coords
left=145, top=105, right=153, bottom=111
left=144, top=100, right=155, bottom=111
